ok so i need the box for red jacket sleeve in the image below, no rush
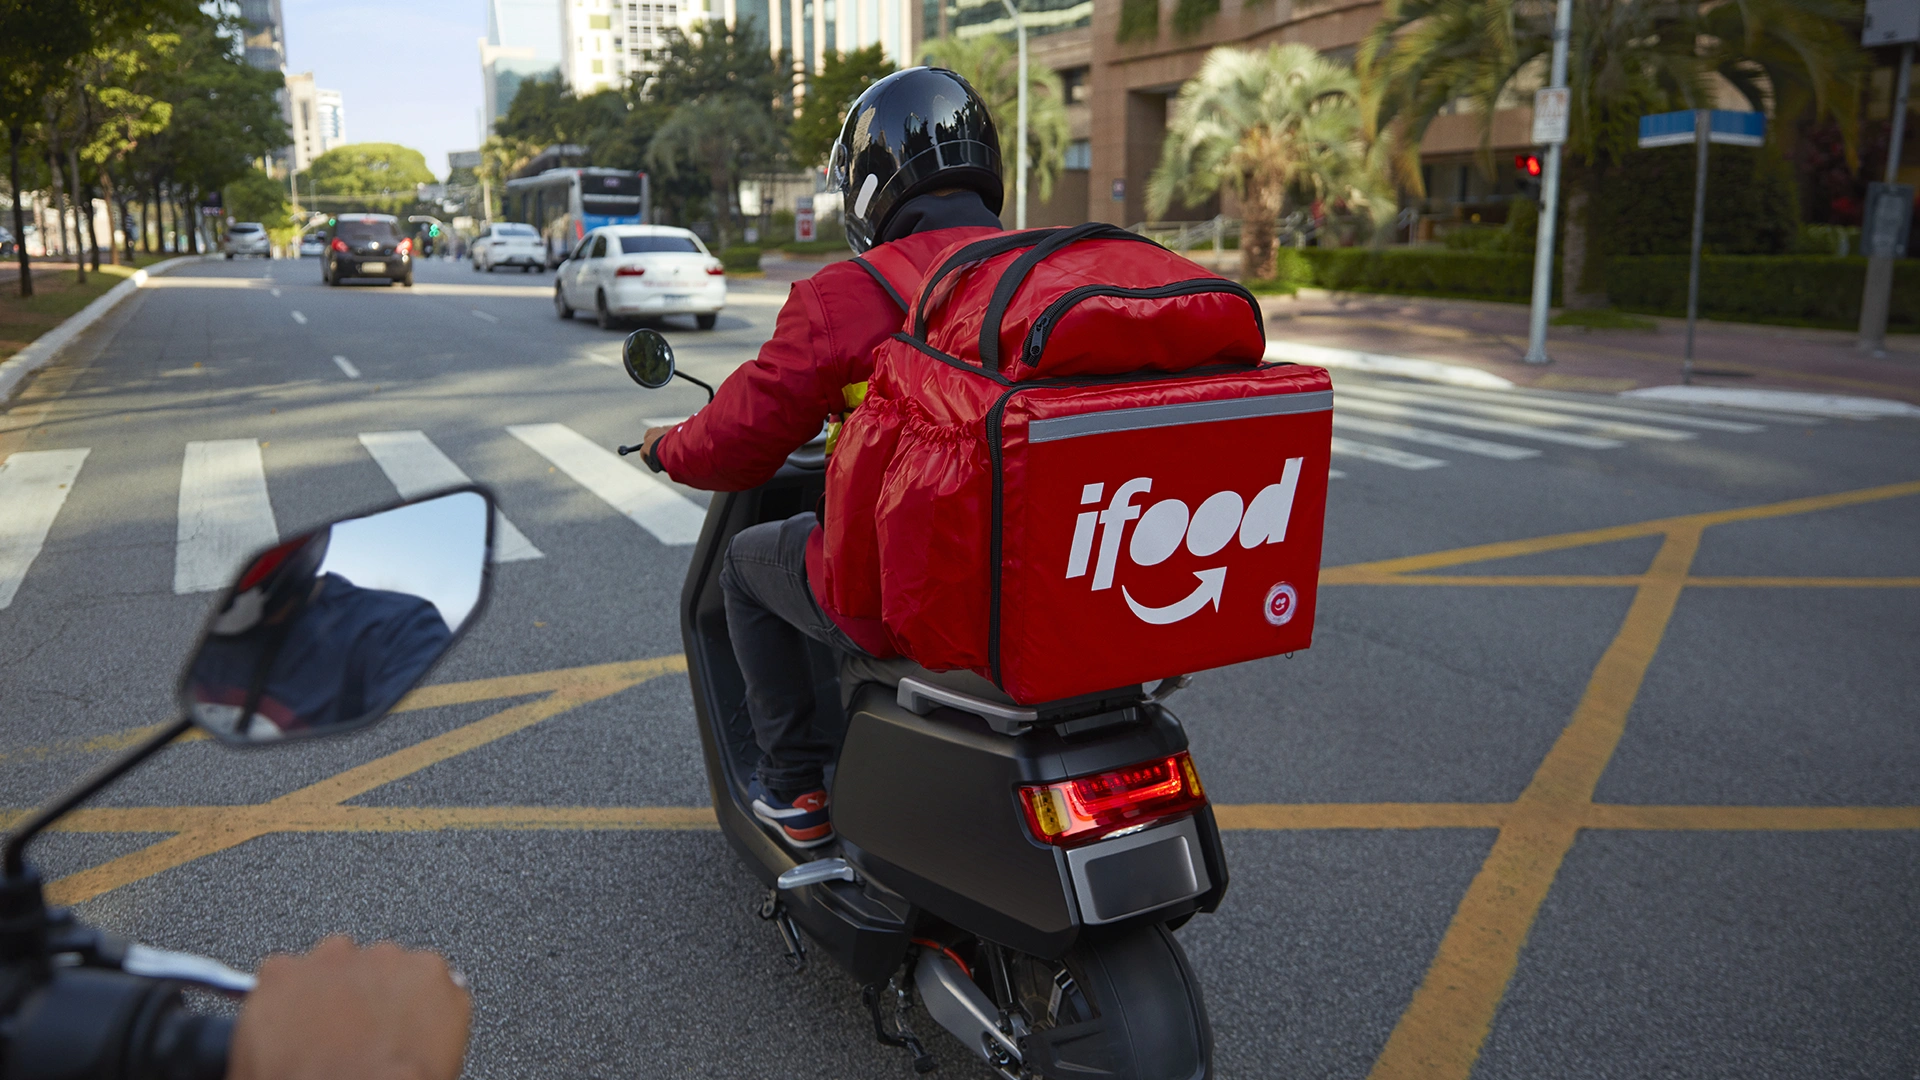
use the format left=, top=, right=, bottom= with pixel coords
left=655, top=280, right=847, bottom=491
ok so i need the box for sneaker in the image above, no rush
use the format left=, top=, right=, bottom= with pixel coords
left=748, top=775, right=835, bottom=849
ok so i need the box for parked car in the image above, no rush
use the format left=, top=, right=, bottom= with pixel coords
left=552, top=225, right=725, bottom=330
left=471, top=222, right=545, bottom=273
left=0, top=226, right=14, bottom=258
left=297, top=231, right=326, bottom=258
left=321, top=213, right=413, bottom=287
left=224, top=222, right=271, bottom=259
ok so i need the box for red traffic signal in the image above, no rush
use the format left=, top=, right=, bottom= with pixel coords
left=1514, top=153, right=1543, bottom=178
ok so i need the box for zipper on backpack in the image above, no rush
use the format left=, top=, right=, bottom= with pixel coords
left=1019, top=279, right=1265, bottom=367
left=984, top=384, right=1023, bottom=689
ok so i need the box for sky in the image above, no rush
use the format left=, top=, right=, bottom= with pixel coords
left=282, top=0, right=490, bottom=179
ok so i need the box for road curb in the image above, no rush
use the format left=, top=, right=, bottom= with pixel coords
left=0, top=255, right=206, bottom=405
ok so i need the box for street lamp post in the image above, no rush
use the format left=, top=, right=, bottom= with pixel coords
left=1523, top=0, right=1573, bottom=364
left=997, top=0, right=1028, bottom=229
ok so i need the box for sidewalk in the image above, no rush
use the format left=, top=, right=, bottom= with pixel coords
left=1263, top=290, right=1920, bottom=405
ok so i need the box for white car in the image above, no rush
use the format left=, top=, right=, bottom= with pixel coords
left=224, top=222, right=271, bottom=259
left=472, top=222, right=546, bottom=273
left=553, top=225, right=725, bottom=330
left=297, top=232, right=326, bottom=257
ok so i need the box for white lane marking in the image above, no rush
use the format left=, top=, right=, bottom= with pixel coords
left=0, top=449, right=90, bottom=610
left=1333, top=414, right=1540, bottom=460
left=471, top=309, right=499, bottom=323
left=1620, top=385, right=1920, bottom=419
left=270, top=288, right=282, bottom=297
left=291, top=311, right=307, bottom=325
left=1265, top=340, right=1515, bottom=389
left=357, top=431, right=542, bottom=562
left=1332, top=395, right=1624, bottom=449
left=1337, top=384, right=1696, bottom=441
left=1401, top=384, right=1765, bottom=432
left=332, top=355, right=360, bottom=379
left=641, top=416, right=692, bottom=429
left=1329, top=437, right=1448, bottom=470
left=1328, top=469, right=1347, bottom=480
left=175, top=440, right=279, bottom=594
left=507, top=423, right=705, bottom=545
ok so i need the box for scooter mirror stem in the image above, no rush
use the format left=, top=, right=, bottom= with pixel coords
left=3, top=717, right=192, bottom=879
left=674, top=370, right=716, bottom=402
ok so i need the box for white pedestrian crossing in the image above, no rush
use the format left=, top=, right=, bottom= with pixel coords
left=1333, top=394, right=1625, bottom=449
left=1403, top=384, right=1766, bottom=432
left=0, top=449, right=89, bottom=610
left=175, top=439, right=279, bottom=594
left=358, top=431, right=543, bottom=562
left=1332, top=414, right=1541, bottom=460
left=1337, top=384, right=1697, bottom=442
left=1329, top=436, right=1447, bottom=470
left=506, top=422, right=706, bottom=545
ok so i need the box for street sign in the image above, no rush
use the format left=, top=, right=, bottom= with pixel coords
left=1863, top=182, right=1915, bottom=257
left=1111, top=179, right=1126, bottom=202
left=1531, top=88, right=1570, bottom=144
left=795, top=195, right=815, bottom=243
left=1865, top=0, right=1920, bottom=45
left=1637, top=109, right=1766, bottom=148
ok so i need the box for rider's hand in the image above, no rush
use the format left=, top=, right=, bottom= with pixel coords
left=228, top=935, right=471, bottom=1080
left=638, top=425, right=674, bottom=472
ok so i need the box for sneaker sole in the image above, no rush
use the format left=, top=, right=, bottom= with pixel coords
left=751, top=801, right=836, bottom=849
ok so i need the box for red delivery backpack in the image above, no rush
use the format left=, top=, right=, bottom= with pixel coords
left=821, top=222, right=1333, bottom=704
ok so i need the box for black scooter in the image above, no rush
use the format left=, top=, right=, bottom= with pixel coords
left=0, top=487, right=497, bottom=1078
left=617, top=330, right=1227, bottom=1079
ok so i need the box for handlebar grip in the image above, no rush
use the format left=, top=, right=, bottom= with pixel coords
left=0, top=969, right=231, bottom=1080
left=145, top=1006, right=233, bottom=1080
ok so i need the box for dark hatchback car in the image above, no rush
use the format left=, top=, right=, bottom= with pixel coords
left=322, top=214, right=413, bottom=286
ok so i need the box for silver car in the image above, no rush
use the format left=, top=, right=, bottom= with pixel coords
left=224, top=222, right=271, bottom=259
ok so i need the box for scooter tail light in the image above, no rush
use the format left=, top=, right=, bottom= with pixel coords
left=615, top=265, right=646, bottom=276
left=1018, top=751, right=1207, bottom=849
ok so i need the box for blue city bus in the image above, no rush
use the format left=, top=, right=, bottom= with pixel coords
left=504, top=167, right=649, bottom=268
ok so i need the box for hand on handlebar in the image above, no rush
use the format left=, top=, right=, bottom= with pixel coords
left=638, top=425, right=673, bottom=473
left=228, top=936, right=471, bottom=1080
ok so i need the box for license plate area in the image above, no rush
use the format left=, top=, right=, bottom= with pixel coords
left=361, top=261, right=386, bottom=274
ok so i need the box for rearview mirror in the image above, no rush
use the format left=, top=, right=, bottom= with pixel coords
left=180, top=487, right=493, bottom=745
left=623, top=328, right=676, bottom=388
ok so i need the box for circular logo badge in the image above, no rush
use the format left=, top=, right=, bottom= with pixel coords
left=1263, top=582, right=1298, bottom=627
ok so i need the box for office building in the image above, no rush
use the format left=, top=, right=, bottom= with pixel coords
left=316, top=89, right=346, bottom=154
left=237, top=0, right=286, bottom=71
left=482, top=0, right=564, bottom=130
left=284, top=76, right=346, bottom=172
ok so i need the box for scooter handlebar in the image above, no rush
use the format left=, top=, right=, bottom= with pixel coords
left=2, top=968, right=231, bottom=1080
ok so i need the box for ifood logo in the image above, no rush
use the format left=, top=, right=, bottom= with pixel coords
left=1065, top=458, right=1305, bottom=625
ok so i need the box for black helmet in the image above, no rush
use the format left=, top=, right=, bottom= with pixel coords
left=829, top=66, right=1004, bottom=253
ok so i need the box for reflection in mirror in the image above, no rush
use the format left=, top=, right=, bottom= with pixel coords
left=623, top=328, right=675, bottom=388
left=182, top=489, right=492, bottom=745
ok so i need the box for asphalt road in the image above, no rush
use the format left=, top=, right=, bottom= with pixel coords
left=2, top=254, right=1916, bottom=1079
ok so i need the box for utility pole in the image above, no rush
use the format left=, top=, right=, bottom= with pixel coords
left=1682, top=109, right=1710, bottom=383
left=998, top=0, right=1028, bottom=229
left=1859, top=38, right=1915, bottom=354
left=1523, top=0, right=1573, bottom=364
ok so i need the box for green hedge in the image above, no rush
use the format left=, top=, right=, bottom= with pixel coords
left=719, top=245, right=764, bottom=272
left=1605, top=255, right=1920, bottom=329
left=1278, top=248, right=1548, bottom=304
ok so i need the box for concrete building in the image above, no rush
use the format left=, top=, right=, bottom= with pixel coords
left=316, top=89, right=346, bottom=154
left=237, top=0, right=286, bottom=72
left=482, top=0, right=564, bottom=129
left=763, top=0, right=920, bottom=90
left=283, top=76, right=347, bottom=172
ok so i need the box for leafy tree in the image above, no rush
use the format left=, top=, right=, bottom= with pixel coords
left=649, top=96, right=781, bottom=247
left=1149, top=44, right=1391, bottom=279
left=225, top=166, right=288, bottom=226
left=649, top=18, right=787, bottom=107
left=78, top=30, right=178, bottom=264
left=923, top=35, right=1071, bottom=208
left=792, top=45, right=896, bottom=167
left=303, top=143, right=436, bottom=214
left=1358, top=0, right=1865, bottom=303
left=644, top=20, right=788, bottom=237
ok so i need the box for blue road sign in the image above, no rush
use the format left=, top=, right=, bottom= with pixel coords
left=1638, top=109, right=1767, bottom=148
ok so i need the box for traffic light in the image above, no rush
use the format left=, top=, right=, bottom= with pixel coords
left=1514, top=154, right=1543, bottom=200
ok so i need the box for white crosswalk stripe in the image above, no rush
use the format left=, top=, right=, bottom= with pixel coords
left=1333, top=414, right=1540, bottom=460
left=507, top=422, right=706, bottom=545
left=175, top=439, right=279, bottom=594
left=1333, top=394, right=1625, bottom=449
left=1338, top=384, right=1698, bottom=442
left=358, top=431, right=543, bottom=562
left=1329, top=436, right=1447, bottom=470
left=0, top=449, right=89, bottom=610
left=1401, top=384, right=1766, bottom=432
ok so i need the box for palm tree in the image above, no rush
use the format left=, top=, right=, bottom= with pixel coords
left=922, top=35, right=1072, bottom=209
left=1148, top=43, right=1393, bottom=280
left=1359, top=0, right=1864, bottom=304
left=647, top=94, right=781, bottom=248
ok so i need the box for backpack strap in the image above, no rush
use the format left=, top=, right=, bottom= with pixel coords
left=977, top=222, right=1155, bottom=369
left=851, top=244, right=922, bottom=313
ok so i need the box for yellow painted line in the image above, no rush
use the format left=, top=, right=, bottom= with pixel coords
left=43, top=655, right=685, bottom=906
left=1584, top=805, right=1920, bottom=831
left=1684, top=576, right=1920, bottom=588
left=1323, top=573, right=1646, bottom=587
left=1334, top=479, right=1920, bottom=577
left=1367, top=527, right=1701, bottom=1080
left=1215, top=803, right=1508, bottom=830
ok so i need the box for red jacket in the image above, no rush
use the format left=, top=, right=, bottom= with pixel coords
left=655, top=225, right=1001, bottom=654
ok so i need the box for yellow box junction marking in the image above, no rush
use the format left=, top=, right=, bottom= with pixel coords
left=5, top=480, right=1917, bottom=1080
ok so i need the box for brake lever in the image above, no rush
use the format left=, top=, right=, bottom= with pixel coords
left=120, top=944, right=256, bottom=996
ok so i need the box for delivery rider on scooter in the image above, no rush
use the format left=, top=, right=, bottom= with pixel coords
left=633, top=67, right=1008, bottom=849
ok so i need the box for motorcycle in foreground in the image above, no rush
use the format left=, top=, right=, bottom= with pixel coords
left=617, top=329, right=1225, bottom=1080
left=0, top=487, right=495, bottom=1078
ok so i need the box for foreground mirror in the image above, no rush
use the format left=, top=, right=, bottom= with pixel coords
left=623, top=328, right=675, bottom=388
left=181, top=487, right=493, bottom=745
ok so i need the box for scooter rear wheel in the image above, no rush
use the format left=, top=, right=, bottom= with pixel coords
left=1001, top=922, right=1212, bottom=1080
